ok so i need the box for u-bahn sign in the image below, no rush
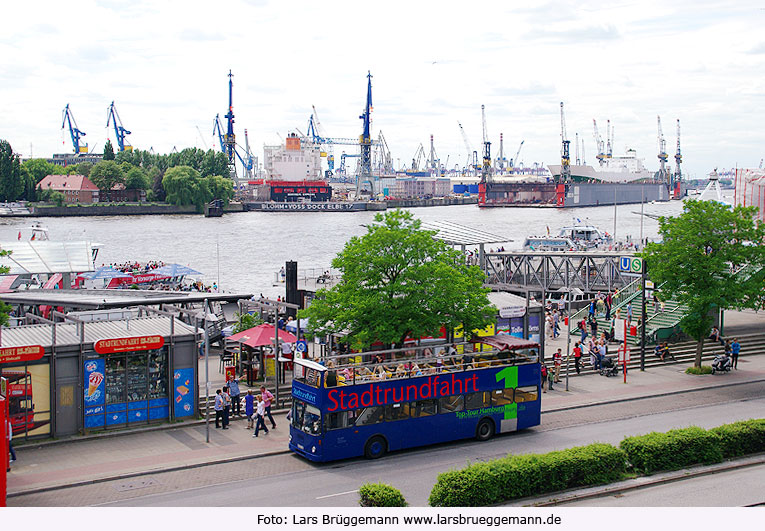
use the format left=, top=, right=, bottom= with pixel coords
left=619, top=256, right=644, bottom=274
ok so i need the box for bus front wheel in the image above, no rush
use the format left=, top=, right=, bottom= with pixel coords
left=476, top=418, right=495, bottom=441
left=364, top=435, right=388, bottom=459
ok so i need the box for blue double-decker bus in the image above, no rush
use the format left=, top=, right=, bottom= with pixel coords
left=289, top=336, right=541, bottom=461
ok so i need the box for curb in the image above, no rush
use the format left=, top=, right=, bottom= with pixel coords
left=7, top=447, right=293, bottom=498
left=542, top=376, right=765, bottom=414
left=522, top=453, right=765, bottom=507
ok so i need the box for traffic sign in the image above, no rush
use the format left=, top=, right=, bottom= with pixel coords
left=295, top=340, right=308, bottom=353
left=619, top=256, right=644, bottom=274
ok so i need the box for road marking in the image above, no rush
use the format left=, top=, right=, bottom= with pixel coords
left=316, top=489, right=359, bottom=500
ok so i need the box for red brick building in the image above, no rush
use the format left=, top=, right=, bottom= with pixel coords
left=37, top=174, right=100, bottom=204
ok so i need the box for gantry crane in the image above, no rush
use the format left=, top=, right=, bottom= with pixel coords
left=559, top=102, right=571, bottom=182
left=411, top=143, right=426, bottom=171
left=606, top=120, right=613, bottom=159
left=495, top=133, right=507, bottom=171
left=480, top=104, right=492, bottom=183
left=106, top=101, right=132, bottom=152
left=62, top=104, right=87, bottom=154
left=357, top=71, right=374, bottom=196
left=510, top=140, right=524, bottom=170
left=457, top=121, right=478, bottom=175
left=657, top=115, right=669, bottom=183
left=674, top=119, right=683, bottom=182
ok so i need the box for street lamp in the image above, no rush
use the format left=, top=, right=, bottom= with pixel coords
left=565, top=291, right=571, bottom=392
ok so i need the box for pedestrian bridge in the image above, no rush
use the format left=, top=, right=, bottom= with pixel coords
left=483, top=251, right=639, bottom=294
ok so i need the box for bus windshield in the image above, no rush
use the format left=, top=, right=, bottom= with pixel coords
left=292, top=399, right=321, bottom=435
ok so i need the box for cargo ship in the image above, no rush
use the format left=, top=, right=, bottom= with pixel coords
left=479, top=148, right=677, bottom=208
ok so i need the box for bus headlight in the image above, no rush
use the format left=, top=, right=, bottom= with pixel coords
left=312, top=446, right=316, bottom=453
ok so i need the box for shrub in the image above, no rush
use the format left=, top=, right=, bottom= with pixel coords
left=358, top=483, right=407, bottom=507
left=685, top=365, right=713, bottom=375
left=620, top=426, right=723, bottom=474
left=710, top=419, right=765, bottom=458
left=428, top=443, right=626, bottom=507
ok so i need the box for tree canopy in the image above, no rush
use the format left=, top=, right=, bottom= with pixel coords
left=301, top=209, right=495, bottom=349
left=89, top=160, right=125, bottom=191
left=640, top=200, right=765, bottom=367
left=103, top=140, right=115, bottom=160
left=162, top=166, right=233, bottom=211
left=0, top=139, right=24, bottom=202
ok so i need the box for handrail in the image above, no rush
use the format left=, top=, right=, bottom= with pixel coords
left=568, top=277, right=642, bottom=324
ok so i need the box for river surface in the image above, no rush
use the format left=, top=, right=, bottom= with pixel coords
left=0, top=201, right=688, bottom=297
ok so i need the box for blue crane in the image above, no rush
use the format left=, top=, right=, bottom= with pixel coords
left=61, top=104, right=88, bottom=154
left=106, top=101, right=132, bottom=152
left=213, top=114, right=252, bottom=179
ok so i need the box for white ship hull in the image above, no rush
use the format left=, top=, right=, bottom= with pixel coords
left=547, top=164, right=654, bottom=183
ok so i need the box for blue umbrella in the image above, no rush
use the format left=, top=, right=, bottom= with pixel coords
left=152, top=263, right=203, bottom=277
left=80, top=266, right=133, bottom=280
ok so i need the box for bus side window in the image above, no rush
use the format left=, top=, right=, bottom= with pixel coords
left=411, top=399, right=437, bottom=418
left=325, top=411, right=348, bottom=431
left=514, top=386, right=539, bottom=403
left=355, top=406, right=385, bottom=426
left=438, top=395, right=464, bottom=413
left=465, top=391, right=491, bottom=410
left=385, top=402, right=409, bottom=422
left=491, top=388, right=514, bottom=406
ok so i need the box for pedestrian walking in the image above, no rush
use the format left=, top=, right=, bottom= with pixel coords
left=244, top=390, right=255, bottom=429
left=579, top=318, right=588, bottom=341
left=731, top=338, right=741, bottom=369
left=7, top=418, right=15, bottom=471
left=590, top=316, right=598, bottom=337
left=221, top=386, right=231, bottom=429
left=626, top=303, right=633, bottom=324
left=552, top=310, right=560, bottom=338
left=252, top=394, right=270, bottom=437
left=552, top=348, right=562, bottom=382
left=540, top=363, right=548, bottom=393
left=260, top=385, right=277, bottom=429
left=227, top=374, right=241, bottom=417
left=214, top=389, right=224, bottom=429
left=573, top=341, right=582, bottom=374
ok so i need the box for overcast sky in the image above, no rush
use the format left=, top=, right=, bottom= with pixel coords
left=2, top=0, right=764, bottom=178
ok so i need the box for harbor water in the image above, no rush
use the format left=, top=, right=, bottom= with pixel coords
left=0, top=201, right=687, bottom=297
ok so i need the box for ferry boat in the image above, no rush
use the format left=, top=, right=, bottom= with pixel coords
left=523, top=224, right=612, bottom=251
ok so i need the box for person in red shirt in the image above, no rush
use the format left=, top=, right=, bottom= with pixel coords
left=573, top=341, right=582, bottom=374
left=260, top=385, right=277, bottom=429
left=552, top=348, right=563, bottom=382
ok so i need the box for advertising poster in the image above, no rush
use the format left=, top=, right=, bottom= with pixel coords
left=173, top=368, right=194, bottom=418
left=83, top=359, right=106, bottom=428
left=510, top=317, right=525, bottom=338
left=528, top=314, right=541, bottom=344
left=2, top=363, right=51, bottom=438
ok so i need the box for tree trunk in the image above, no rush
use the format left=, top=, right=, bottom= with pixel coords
left=694, top=337, right=704, bottom=368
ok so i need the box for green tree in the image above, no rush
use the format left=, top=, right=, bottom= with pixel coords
left=73, top=161, right=93, bottom=177
left=89, top=160, right=125, bottom=191
left=0, top=139, right=24, bottom=201
left=125, top=166, right=150, bottom=190
left=22, top=158, right=59, bottom=183
left=0, top=249, right=13, bottom=325
left=200, top=150, right=230, bottom=178
left=204, top=175, right=234, bottom=205
left=162, top=165, right=212, bottom=210
left=301, top=209, right=495, bottom=349
left=640, top=200, right=765, bottom=367
left=103, top=139, right=115, bottom=160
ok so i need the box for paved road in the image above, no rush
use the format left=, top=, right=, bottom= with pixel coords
left=557, top=464, right=765, bottom=507
left=12, top=381, right=765, bottom=507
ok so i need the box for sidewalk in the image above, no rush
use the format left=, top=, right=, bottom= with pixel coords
left=7, top=337, right=765, bottom=497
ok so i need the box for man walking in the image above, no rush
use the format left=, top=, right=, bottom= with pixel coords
left=552, top=348, right=562, bottom=383
left=7, top=418, right=15, bottom=471
left=214, top=389, right=224, bottom=429
left=252, top=394, right=270, bottom=437
left=260, top=385, right=277, bottom=429
left=227, top=374, right=241, bottom=417
left=573, top=341, right=582, bottom=374
left=731, top=338, right=741, bottom=369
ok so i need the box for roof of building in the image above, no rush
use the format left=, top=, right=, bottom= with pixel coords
left=0, top=316, right=197, bottom=349
left=0, top=241, right=96, bottom=274
left=419, top=220, right=512, bottom=246
left=487, top=291, right=542, bottom=310
left=37, top=174, right=99, bottom=192
left=0, top=288, right=253, bottom=309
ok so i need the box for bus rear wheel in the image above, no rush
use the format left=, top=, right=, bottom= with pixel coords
left=476, top=418, right=495, bottom=441
left=364, top=435, right=388, bottom=459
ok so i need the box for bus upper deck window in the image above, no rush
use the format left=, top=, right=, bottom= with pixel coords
left=515, top=386, right=539, bottom=403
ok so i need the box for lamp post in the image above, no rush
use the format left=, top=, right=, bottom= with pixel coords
left=203, top=299, right=211, bottom=443
left=565, top=291, right=571, bottom=392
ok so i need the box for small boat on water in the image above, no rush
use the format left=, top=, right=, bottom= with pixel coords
left=523, top=223, right=612, bottom=251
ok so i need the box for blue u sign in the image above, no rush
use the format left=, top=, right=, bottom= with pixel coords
left=620, top=257, right=631, bottom=272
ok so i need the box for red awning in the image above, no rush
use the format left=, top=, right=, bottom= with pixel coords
left=471, top=334, right=539, bottom=351
left=227, top=324, right=298, bottom=348
left=0, top=275, right=18, bottom=293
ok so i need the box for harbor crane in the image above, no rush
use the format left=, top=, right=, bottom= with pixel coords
left=427, top=134, right=440, bottom=172
left=575, top=132, right=580, bottom=165
left=510, top=140, right=524, bottom=169
left=605, top=120, right=613, bottom=159
left=61, top=104, right=87, bottom=154
left=593, top=119, right=605, bottom=165
left=657, top=115, right=669, bottom=183
left=480, top=104, right=492, bottom=183
left=559, top=102, right=571, bottom=182
left=674, top=119, right=683, bottom=183
left=213, top=114, right=252, bottom=181
left=106, top=101, right=132, bottom=152
left=223, top=70, right=238, bottom=184
left=494, top=133, right=507, bottom=171
left=411, top=143, right=426, bottom=171
left=357, top=71, right=374, bottom=196
left=457, top=121, right=478, bottom=175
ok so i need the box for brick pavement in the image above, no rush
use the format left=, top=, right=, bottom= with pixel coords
left=6, top=320, right=765, bottom=498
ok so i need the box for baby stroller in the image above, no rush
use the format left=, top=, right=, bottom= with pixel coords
left=711, top=354, right=732, bottom=374
left=599, top=356, right=619, bottom=377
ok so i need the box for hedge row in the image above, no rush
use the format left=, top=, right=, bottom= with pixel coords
left=428, top=443, right=626, bottom=507
left=428, top=419, right=765, bottom=506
